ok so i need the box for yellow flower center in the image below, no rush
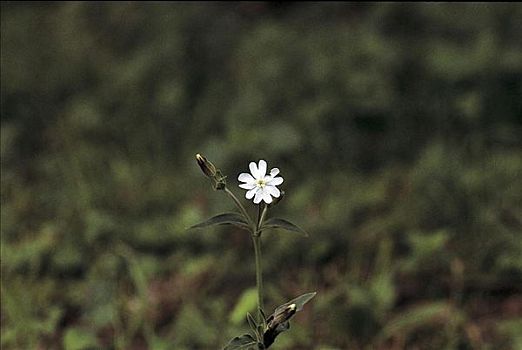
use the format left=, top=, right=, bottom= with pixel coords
left=256, top=179, right=266, bottom=188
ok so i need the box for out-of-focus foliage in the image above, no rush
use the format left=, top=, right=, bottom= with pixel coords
left=1, top=2, right=521, bottom=349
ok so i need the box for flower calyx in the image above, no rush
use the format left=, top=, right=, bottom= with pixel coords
left=196, top=154, right=226, bottom=190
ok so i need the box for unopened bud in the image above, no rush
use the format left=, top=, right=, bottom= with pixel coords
left=263, top=303, right=297, bottom=347
left=196, top=154, right=217, bottom=178
left=267, top=303, right=297, bottom=329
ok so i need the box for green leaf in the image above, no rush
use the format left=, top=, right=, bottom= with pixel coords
left=258, top=306, right=267, bottom=329
left=223, top=334, right=258, bottom=350
left=63, top=327, right=99, bottom=350
left=275, top=292, right=317, bottom=314
left=261, top=218, right=308, bottom=237
left=258, top=307, right=266, bottom=322
left=229, top=288, right=258, bottom=325
left=189, top=213, right=250, bottom=231
left=246, top=312, right=260, bottom=339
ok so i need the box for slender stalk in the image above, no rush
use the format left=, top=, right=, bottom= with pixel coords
left=254, top=203, right=268, bottom=332
left=253, top=234, right=264, bottom=322
left=225, top=191, right=268, bottom=337
left=224, top=187, right=255, bottom=229
left=225, top=189, right=265, bottom=332
left=258, top=205, right=268, bottom=234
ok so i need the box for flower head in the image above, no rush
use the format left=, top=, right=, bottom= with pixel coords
left=238, top=160, right=283, bottom=204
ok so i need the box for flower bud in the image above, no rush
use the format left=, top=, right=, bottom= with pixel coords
left=268, top=303, right=296, bottom=327
left=263, top=303, right=297, bottom=347
left=196, top=154, right=217, bottom=178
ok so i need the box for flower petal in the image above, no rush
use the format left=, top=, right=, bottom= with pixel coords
left=267, top=176, right=283, bottom=186
left=249, top=162, right=259, bottom=178
left=239, top=183, right=256, bottom=190
left=266, top=185, right=280, bottom=198
left=253, top=190, right=264, bottom=204
left=262, top=191, right=273, bottom=204
left=270, top=168, right=280, bottom=177
left=238, top=173, right=255, bottom=183
left=246, top=188, right=257, bottom=199
left=257, top=160, right=267, bottom=178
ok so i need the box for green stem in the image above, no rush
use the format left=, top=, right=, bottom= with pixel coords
left=257, top=204, right=268, bottom=234
left=254, top=203, right=269, bottom=334
left=225, top=189, right=266, bottom=332
left=224, top=187, right=255, bottom=229
left=253, top=234, right=264, bottom=321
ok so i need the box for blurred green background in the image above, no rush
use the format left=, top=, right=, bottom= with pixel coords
left=1, top=2, right=521, bottom=349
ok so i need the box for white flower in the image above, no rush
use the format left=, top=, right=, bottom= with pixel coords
left=238, top=160, right=284, bottom=204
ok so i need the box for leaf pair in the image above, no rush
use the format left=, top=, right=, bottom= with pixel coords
left=189, top=213, right=308, bottom=237
left=189, top=213, right=250, bottom=231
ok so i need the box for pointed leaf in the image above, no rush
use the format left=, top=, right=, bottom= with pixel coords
left=258, top=306, right=267, bottom=329
left=223, top=334, right=257, bottom=350
left=258, top=307, right=266, bottom=323
left=246, top=312, right=260, bottom=339
left=189, top=213, right=250, bottom=231
left=261, top=218, right=308, bottom=237
left=275, top=292, right=317, bottom=314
